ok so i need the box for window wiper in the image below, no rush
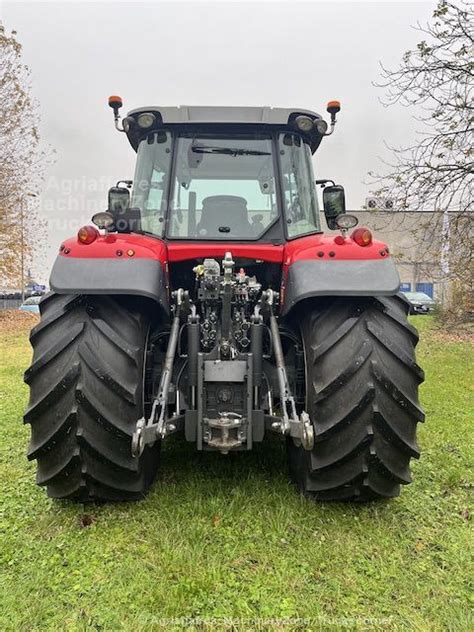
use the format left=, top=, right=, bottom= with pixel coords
left=191, top=145, right=271, bottom=157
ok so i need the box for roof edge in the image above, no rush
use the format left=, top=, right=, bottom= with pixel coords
left=126, top=105, right=322, bottom=125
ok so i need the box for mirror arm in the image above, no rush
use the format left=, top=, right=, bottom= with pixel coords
left=315, top=179, right=335, bottom=188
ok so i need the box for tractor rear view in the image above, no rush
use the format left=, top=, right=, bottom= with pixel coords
left=24, top=99, right=424, bottom=501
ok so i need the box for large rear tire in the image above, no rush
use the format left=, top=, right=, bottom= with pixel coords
left=24, top=293, right=160, bottom=501
left=287, top=296, right=425, bottom=501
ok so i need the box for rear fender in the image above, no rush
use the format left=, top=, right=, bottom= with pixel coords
left=50, top=233, right=170, bottom=315
left=281, top=234, right=400, bottom=316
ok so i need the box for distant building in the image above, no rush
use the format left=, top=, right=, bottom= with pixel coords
left=354, top=210, right=450, bottom=304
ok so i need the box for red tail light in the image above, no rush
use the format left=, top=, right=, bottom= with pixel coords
left=77, top=225, right=99, bottom=244
left=351, top=227, right=373, bottom=247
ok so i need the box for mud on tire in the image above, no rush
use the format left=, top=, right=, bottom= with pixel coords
left=24, top=293, right=160, bottom=501
left=287, top=295, right=425, bottom=501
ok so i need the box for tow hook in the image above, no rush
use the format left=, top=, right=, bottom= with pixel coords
left=205, top=412, right=244, bottom=454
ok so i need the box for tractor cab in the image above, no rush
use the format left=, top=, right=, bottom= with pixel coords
left=105, top=101, right=344, bottom=241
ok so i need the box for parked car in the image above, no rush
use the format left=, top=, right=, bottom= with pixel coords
left=402, top=291, right=436, bottom=314
left=19, top=296, right=41, bottom=314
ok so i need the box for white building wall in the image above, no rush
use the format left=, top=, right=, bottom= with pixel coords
left=352, top=211, right=448, bottom=303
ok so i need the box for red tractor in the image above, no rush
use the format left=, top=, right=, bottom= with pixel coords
left=24, top=98, right=424, bottom=502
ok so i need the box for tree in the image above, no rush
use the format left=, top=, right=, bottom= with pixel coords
left=0, top=23, right=45, bottom=290
left=372, top=0, right=473, bottom=319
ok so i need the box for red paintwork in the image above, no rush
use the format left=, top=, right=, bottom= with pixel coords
left=59, top=230, right=390, bottom=265
left=282, top=232, right=387, bottom=264
left=166, top=242, right=285, bottom=263
left=60, top=232, right=168, bottom=263
left=279, top=233, right=389, bottom=307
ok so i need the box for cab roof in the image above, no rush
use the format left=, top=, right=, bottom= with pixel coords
left=124, top=105, right=325, bottom=153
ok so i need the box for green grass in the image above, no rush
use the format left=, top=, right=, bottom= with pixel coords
left=0, top=317, right=472, bottom=631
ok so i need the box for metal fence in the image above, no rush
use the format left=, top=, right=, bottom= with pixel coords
left=0, top=298, right=22, bottom=310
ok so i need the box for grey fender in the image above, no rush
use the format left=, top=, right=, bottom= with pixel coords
left=282, top=258, right=400, bottom=315
left=49, top=256, right=170, bottom=315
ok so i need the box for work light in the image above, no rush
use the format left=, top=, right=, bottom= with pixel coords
left=295, top=115, right=314, bottom=132
left=137, top=112, right=156, bottom=129
left=335, top=214, right=358, bottom=229
left=92, top=211, right=115, bottom=230
left=315, top=119, right=328, bottom=135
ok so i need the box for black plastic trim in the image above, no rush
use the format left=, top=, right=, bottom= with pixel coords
left=282, top=258, right=400, bottom=315
left=49, top=256, right=170, bottom=314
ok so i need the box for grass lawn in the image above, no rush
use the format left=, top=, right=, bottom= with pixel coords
left=0, top=312, right=472, bottom=631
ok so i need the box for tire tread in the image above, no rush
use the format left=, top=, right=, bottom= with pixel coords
left=287, top=296, right=424, bottom=501
left=24, top=293, right=159, bottom=501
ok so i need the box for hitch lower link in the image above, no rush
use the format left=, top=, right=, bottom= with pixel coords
left=131, top=289, right=187, bottom=458
left=264, top=290, right=314, bottom=451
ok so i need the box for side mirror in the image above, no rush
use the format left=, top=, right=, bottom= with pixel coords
left=108, top=186, right=130, bottom=216
left=323, top=185, right=346, bottom=229
left=108, top=185, right=141, bottom=233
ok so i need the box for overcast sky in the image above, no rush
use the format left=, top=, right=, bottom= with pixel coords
left=2, top=0, right=435, bottom=283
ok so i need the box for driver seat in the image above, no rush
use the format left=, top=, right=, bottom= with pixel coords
left=197, top=195, right=253, bottom=237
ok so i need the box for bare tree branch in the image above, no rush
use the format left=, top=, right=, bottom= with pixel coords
left=0, top=24, right=47, bottom=285
left=371, top=1, right=473, bottom=319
